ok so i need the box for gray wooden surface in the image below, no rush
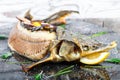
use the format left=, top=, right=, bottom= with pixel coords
left=0, top=19, right=120, bottom=80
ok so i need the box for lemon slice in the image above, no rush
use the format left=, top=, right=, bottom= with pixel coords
left=80, top=52, right=110, bottom=65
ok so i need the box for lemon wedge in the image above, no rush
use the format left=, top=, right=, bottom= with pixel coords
left=80, top=52, right=110, bottom=65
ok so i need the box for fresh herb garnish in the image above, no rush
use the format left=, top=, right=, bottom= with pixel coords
left=105, top=58, right=120, bottom=64
left=0, top=34, right=8, bottom=40
left=84, top=65, right=112, bottom=68
left=90, top=31, right=107, bottom=38
left=34, top=71, right=43, bottom=80
left=53, top=65, right=73, bottom=77
left=34, top=65, right=74, bottom=80
left=59, top=24, right=65, bottom=29
left=6, top=61, right=31, bottom=64
left=1, top=52, right=12, bottom=59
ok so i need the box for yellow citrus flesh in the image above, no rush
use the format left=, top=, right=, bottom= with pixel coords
left=80, top=52, right=110, bottom=65
left=32, top=22, right=41, bottom=27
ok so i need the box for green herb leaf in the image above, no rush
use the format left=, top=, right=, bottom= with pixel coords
left=84, top=65, right=112, bottom=68
left=53, top=65, right=74, bottom=77
left=57, top=65, right=74, bottom=73
left=90, top=31, right=107, bottom=38
left=34, top=74, right=41, bottom=80
left=34, top=72, right=43, bottom=80
left=105, top=58, right=120, bottom=64
left=1, top=52, right=12, bottom=59
left=0, top=34, right=8, bottom=40
left=59, top=24, right=65, bottom=29
left=54, top=70, right=72, bottom=77
left=6, top=61, right=31, bottom=64
left=34, top=65, right=74, bottom=80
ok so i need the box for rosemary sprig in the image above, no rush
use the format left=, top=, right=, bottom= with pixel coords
left=34, top=65, right=74, bottom=80
left=84, top=65, right=112, bottom=68
left=6, top=61, right=31, bottom=64
left=53, top=65, right=74, bottom=77
left=53, top=70, right=72, bottom=77
left=105, top=58, right=120, bottom=64
left=90, top=31, right=107, bottom=38
left=34, top=71, right=43, bottom=80
left=0, top=34, right=8, bottom=40
left=59, top=24, right=65, bottom=29
left=56, top=65, right=74, bottom=74
left=1, top=52, right=12, bottom=59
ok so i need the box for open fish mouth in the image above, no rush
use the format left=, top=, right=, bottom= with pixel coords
left=80, top=41, right=117, bottom=57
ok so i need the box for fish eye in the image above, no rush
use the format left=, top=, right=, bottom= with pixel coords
left=83, top=45, right=89, bottom=51
left=92, top=45, right=98, bottom=50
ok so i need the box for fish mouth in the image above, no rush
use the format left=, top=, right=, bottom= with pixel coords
left=81, top=41, right=117, bottom=57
